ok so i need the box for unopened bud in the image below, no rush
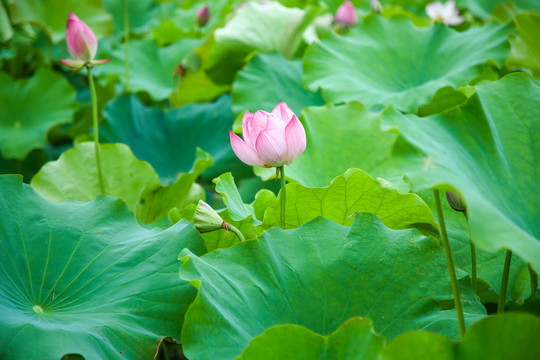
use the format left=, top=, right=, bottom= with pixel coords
left=196, top=6, right=210, bottom=27
left=371, top=0, right=382, bottom=13
left=446, top=192, right=466, bottom=212
left=193, top=200, right=224, bottom=233
left=335, top=1, right=358, bottom=27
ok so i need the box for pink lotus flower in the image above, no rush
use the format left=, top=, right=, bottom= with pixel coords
left=60, top=12, right=110, bottom=71
left=196, top=6, right=210, bottom=27
left=229, top=103, right=306, bottom=168
left=335, top=1, right=358, bottom=27
left=426, top=1, right=464, bottom=25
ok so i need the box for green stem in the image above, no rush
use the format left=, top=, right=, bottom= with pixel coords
left=529, top=264, right=538, bottom=299
left=162, top=340, right=170, bottom=360
left=122, top=0, right=130, bottom=92
left=464, top=210, right=477, bottom=293
left=434, top=189, right=466, bottom=338
left=86, top=66, right=105, bottom=194
left=227, top=224, right=245, bottom=243
left=280, top=165, right=286, bottom=228
left=497, top=250, right=512, bottom=314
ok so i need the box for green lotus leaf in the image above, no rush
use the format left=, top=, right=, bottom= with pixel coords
left=30, top=142, right=211, bottom=224
left=263, top=168, right=436, bottom=234
left=456, top=0, right=540, bottom=18
left=303, top=16, right=511, bottom=112
left=214, top=172, right=262, bottom=225
left=0, top=69, right=77, bottom=160
left=95, top=39, right=191, bottom=100
left=381, top=313, right=540, bottom=359
left=101, top=94, right=238, bottom=183
left=506, top=12, right=540, bottom=78
left=385, top=73, right=540, bottom=274
left=255, top=102, right=406, bottom=191
left=237, top=317, right=385, bottom=360
left=232, top=52, right=324, bottom=116
left=205, top=1, right=319, bottom=84
left=102, top=0, right=158, bottom=35
left=0, top=175, right=206, bottom=360
left=9, top=0, right=112, bottom=42
left=179, top=214, right=485, bottom=360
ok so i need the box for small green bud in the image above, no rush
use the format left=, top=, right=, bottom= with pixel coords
left=446, top=191, right=466, bottom=212
left=193, top=200, right=224, bottom=233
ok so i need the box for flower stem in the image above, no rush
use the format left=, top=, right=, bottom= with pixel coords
left=464, top=210, right=477, bottom=293
left=434, top=189, right=466, bottom=338
left=529, top=264, right=538, bottom=299
left=122, top=0, right=131, bottom=92
left=279, top=165, right=286, bottom=228
left=497, top=250, right=512, bottom=314
left=86, top=66, right=105, bottom=194
left=227, top=224, right=245, bottom=243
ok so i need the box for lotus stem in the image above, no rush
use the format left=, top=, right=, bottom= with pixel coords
left=464, top=210, right=477, bottom=293
left=279, top=165, right=286, bottom=228
left=434, top=189, right=466, bottom=338
left=529, top=264, right=538, bottom=299
left=227, top=223, right=245, bottom=243
left=86, top=66, right=105, bottom=194
left=122, top=0, right=131, bottom=92
left=497, top=250, right=512, bottom=314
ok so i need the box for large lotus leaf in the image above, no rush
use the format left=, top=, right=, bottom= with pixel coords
left=205, top=1, right=319, bottom=84
left=418, top=190, right=530, bottom=303
left=385, top=73, right=540, bottom=274
left=101, top=94, right=238, bottom=183
left=506, top=12, right=540, bottom=78
left=303, top=16, right=511, bottom=113
left=95, top=39, right=184, bottom=100
left=255, top=102, right=406, bottom=191
left=214, top=172, right=262, bottom=225
left=0, top=69, right=77, bottom=160
left=102, top=0, right=158, bottom=35
left=232, top=52, right=324, bottom=116
left=237, top=317, right=385, bottom=360
left=0, top=175, right=206, bottom=360
left=455, top=0, right=540, bottom=18
left=30, top=142, right=211, bottom=224
left=9, top=0, right=112, bottom=42
left=381, top=313, right=540, bottom=359
left=179, top=214, right=486, bottom=360
left=263, top=168, right=436, bottom=234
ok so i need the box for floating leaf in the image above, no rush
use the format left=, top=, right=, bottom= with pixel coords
left=386, top=73, right=540, bottom=274
left=263, top=168, right=436, bottom=234
left=304, top=16, right=511, bottom=112
left=0, top=175, right=206, bottom=360
left=0, top=69, right=77, bottom=159
left=30, top=142, right=211, bottom=224
left=255, top=102, right=406, bottom=191
left=232, top=52, right=324, bottom=116
left=101, top=94, right=239, bottom=183
left=179, top=215, right=485, bottom=360
left=237, top=317, right=385, bottom=360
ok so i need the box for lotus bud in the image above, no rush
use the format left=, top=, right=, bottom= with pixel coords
left=229, top=102, right=306, bottom=168
left=193, top=200, right=226, bottom=233
left=60, top=12, right=111, bottom=71
left=446, top=192, right=466, bottom=212
left=335, top=1, right=358, bottom=27
left=426, top=1, right=464, bottom=25
left=371, top=0, right=382, bottom=13
left=196, top=6, right=210, bottom=27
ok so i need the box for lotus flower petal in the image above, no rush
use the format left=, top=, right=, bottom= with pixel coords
left=66, top=12, right=97, bottom=61
left=255, top=129, right=288, bottom=167
left=229, top=131, right=264, bottom=167
left=284, top=115, right=307, bottom=164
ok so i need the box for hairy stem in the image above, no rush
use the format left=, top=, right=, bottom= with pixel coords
left=434, top=189, right=466, bottom=338
left=86, top=67, right=105, bottom=194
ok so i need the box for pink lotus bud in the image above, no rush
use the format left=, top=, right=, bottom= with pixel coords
left=335, top=1, right=358, bottom=27
left=229, top=103, right=306, bottom=168
left=196, top=6, right=210, bottom=27
left=60, top=12, right=110, bottom=71
left=426, top=1, right=464, bottom=25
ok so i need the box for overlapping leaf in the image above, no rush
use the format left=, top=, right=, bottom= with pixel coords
left=304, top=16, right=511, bottom=112
left=179, top=215, right=485, bottom=360
left=30, top=142, right=211, bottom=224
left=385, top=73, right=540, bottom=273
left=507, top=12, right=540, bottom=77
left=0, top=69, right=77, bottom=159
left=0, top=175, right=206, bottom=360
left=232, top=52, right=324, bottom=116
